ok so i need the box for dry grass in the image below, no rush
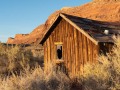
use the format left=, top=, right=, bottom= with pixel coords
left=81, top=37, right=120, bottom=90
left=0, top=37, right=120, bottom=90
left=0, top=44, right=33, bottom=75
left=0, top=43, right=44, bottom=75
left=0, top=65, right=71, bottom=90
left=0, top=44, right=71, bottom=90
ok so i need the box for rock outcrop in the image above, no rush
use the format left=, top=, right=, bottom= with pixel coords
left=7, top=0, right=120, bottom=44
left=7, top=37, right=14, bottom=44
left=7, top=24, right=45, bottom=44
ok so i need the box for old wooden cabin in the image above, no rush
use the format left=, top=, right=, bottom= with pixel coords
left=39, top=13, right=119, bottom=77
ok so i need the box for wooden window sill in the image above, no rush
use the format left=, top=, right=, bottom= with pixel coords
left=56, top=59, right=64, bottom=64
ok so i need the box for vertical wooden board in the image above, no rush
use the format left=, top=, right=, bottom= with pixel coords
left=62, top=19, right=65, bottom=71
left=73, top=29, right=76, bottom=76
left=70, top=26, right=75, bottom=76
left=56, top=24, right=58, bottom=41
left=86, top=38, right=89, bottom=63
left=86, top=38, right=89, bottom=62
left=65, top=20, right=69, bottom=73
left=46, top=38, right=51, bottom=65
left=78, top=32, right=82, bottom=75
left=67, top=22, right=71, bottom=74
left=96, top=45, right=99, bottom=63
left=91, top=42, right=94, bottom=63
left=82, top=34, right=87, bottom=74
left=60, top=19, right=63, bottom=42
left=53, top=29, right=56, bottom=42
left=66, top=23, right=70, bottom=75
left=94, top=45, right=99, bottom=63
left=77, top=31, right=80, bottom=76
left=76, top=30, right=79, bottom=76
left=87, top=38, right=90, bottom=63
left=93, top=42, right=95, bottom=63
left=63, top=20, right=66, bottom=65
left=44, top=42, right=48, bottom=71
left=78, top=32, right=83, bottom=75
left=88, top=40, right=91, bottom=63
left=56, top=22, right=59, bottom=41
left=59, top=20, right=61, bottom=42
left=62, top=19, right=66, bottom=63
left=81, top=35, right=84, bottom=75
left=53, top=30, right=57, bottom=62
left=77, top=29, right=80, bottom=76
left=68, top=23, right=72, bottom=75
left=57, top=22, right=60, bottom=42
left=50, top=36, right=54, bottom=62
left=73, top=28, right=77, bottom=76
left=64, top=20, right=68, bottom=71
left=90, top=41, right=93, bottom=63
left=74, top=28, right=79, bottom=76
left=61, top=20, right=67, bottom=73
left=51, top=32, right=55, bottom=61
left=84, top=36, right=88, bottom=65
left=63, top=20, right=65, bottom=62
left=70, top=25, right=74, bottom=76
left=92, top=44, right=95, bottom=63
left=71, top=26, right=74, bottom=76
left=69, top=25, right=73, bottom=76
left=82, top=34, right=85, bottom=66
left=68, top=21, right=72, bottom=75
left=43, top=43, right=46, bottom=71
left=54, top=25, right=57, bottom=42
left=92, top=44, right=97, bottom=63
left=49, top=37, right=52, bottom=61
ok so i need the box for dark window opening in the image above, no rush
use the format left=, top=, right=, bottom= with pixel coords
left=99, top=42, right=114, bottom=55
left=56, top=45, right=62, bottom=59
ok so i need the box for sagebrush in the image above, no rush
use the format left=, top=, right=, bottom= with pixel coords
left=0, top=37, right=120, bottom=90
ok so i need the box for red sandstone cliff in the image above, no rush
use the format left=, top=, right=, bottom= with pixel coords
left=7, top=24, right=45, bottom=44
left=7, top=0, right=120, bottom=44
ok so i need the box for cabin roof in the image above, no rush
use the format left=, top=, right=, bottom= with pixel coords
left=40, top=13, right=120, bottom=45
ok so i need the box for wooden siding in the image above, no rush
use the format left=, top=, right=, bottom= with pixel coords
left=43, top=19, right=99, bottom=77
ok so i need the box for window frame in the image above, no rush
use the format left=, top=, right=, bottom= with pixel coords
left=54, top=42, right=64, bottom=63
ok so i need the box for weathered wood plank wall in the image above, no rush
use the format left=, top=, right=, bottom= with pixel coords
left=44, top=18, right=99, bottom=77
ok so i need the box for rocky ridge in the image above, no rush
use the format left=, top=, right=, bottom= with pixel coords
left=7, top=0, right=120, bottom=44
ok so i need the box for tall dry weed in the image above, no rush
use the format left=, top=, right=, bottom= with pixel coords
left=0, top=44, right=34, bottom=74
left=0, top=64, right=70, bottom=90
left=0, top=37, right=120, bottom=90
left=81, top=37, right=120, bottom=90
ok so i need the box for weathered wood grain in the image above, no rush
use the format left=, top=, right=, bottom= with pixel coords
left=43, top=18, right=112, bottom=77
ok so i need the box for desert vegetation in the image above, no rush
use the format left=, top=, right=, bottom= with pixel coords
left=81, top=37, right=120, bottom=90
left=0, top=37, right=120, bottom=90
left=0, top=44, right=43, bottom=75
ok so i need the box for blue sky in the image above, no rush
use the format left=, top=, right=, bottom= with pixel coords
left=0, top=0, right=91, bottom=42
